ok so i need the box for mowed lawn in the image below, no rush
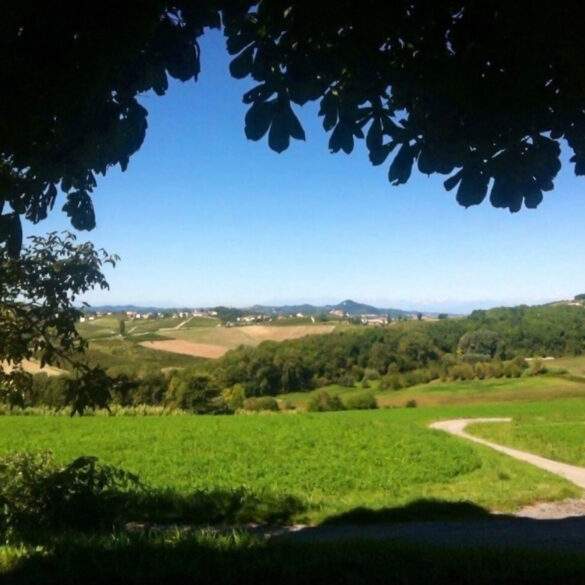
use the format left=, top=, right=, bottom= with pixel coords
left=0, top=402, right=581, bottom=524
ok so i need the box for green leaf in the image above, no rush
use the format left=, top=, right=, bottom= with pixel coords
left=329, top=122, right=353, bottom=154
left=570, top=154, right=585, bottom=176
left=226, top=33, right=254, bottom=56
left=288, top=79, right=325, bottom=106
left=243, top=83, right=272, bottom=105
left=268, top=110, right=290, bottom=153
left=285, top=106, right=306, bottom=141
left=319, top=93, right=338, bottom=131
left=523, top=181, right=543, bottom=209
left=388, top=143, right=415, bottom=185
left=366, top=119, right=383, bottom=152
left=369, top=142, right=395, bottom=166
left=62, top=191, right=96, bottom=231
left=444, top=170, right=463, bottom=192
left=3, top=213, right=22, bottom=258
left=490, top=179, right=522, bottom=212
left=244, top=100, right=275, bottom=141
left=229, top=45, right=255, bottom=79
left=455, top=171, right=489, bottom=207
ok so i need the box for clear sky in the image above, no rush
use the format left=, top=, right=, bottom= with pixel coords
left=27, top=30, right=585, bottom=314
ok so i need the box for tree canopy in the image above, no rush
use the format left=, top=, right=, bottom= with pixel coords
left=2, top=2, right=585, bottom=255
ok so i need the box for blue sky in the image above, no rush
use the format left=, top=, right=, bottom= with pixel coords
left=28, top=30, right=585, bottom=314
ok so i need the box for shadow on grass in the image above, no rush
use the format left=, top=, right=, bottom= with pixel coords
left=5, top=526, right=585, bottom=585
left=124, top=487, right=309, bottom=526
left=320, top=499, right=493, bottom=524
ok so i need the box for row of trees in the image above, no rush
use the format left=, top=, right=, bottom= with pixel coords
left=196, top=303, right=585, bottom=398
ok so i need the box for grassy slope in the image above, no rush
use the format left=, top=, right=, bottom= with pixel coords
left=281, top=375, right=585, bottom=410
left=76, top=317, right=340, bottom=369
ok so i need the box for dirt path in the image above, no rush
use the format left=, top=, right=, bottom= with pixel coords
left=430, top=418, right=585, bottom=489
left=174, top=316, right=194, bottom=330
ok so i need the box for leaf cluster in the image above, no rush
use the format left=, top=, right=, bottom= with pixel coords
left=228, top=2, right=584, bottom=212
left=0, top=232, right=117, bottom=412
left=0, top=2, right=221, bottom=253
left=3, top=2, right=585, bottom=253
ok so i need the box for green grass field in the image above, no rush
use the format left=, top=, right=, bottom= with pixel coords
left=0, top=402, right=581, bottom=524
left=541, top=355, right=585, bottom=377
left=281, top=375, right=585, bottom=410
left=4, top=384, right=585, bottom=583
left=469, top=416, right=585, bottom=467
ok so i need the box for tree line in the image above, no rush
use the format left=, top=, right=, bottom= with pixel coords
left=6, top=303, right=585, bottom=414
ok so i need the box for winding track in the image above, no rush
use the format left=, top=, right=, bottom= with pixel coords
left=430, top=418, right=585, bottom=488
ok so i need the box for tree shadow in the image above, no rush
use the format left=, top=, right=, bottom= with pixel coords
left=124, top=487, right=309, bottom=526
left=5, top=498, right=585, bottom=584
left=319, top=498, right=493, bottom=524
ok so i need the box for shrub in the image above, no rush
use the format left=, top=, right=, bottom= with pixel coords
left=503, top=363, right=523, bottom=378
left=342, top=392, right=378, bottom=411
left=530, top=358, right=548, bottom=375
left=405, top=399, right=418, bottom=408
left=380, top=373, right=404, bottom=391
left=313, top=376, right=332, bottom=388
left=307, top=390, right=344, bottom=412
left=461, top=353, right=491, bottom=364
left=243, top=397, right=279, bottom=412
left=281, top=399, right=296, bottom=411
left=351, top=365, right=365, bottom=381
left=337, top=374, right=355, bottom=388
left=222, top=384, right=246, bottom=410
left=363, top=368, right=381, bottom=381
left=361, top=378, right=371, bottom=389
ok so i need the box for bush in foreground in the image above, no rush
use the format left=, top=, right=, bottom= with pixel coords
left=0, top=452, right=141, bottom=540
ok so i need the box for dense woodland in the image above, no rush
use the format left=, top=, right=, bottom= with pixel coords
left=9, top=303, right=585, bottom=413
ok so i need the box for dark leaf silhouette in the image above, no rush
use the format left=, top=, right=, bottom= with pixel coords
left=244, top=100, right=275, bottom=141
left=456, top=171, right=489, bottom=208
left=388, top=143, right=416, bottom=185
left=229, top=45, right=255, bottom=79
left=62, top=192, right=96, bottom=231
left=329, top=122, right=354, bottom=154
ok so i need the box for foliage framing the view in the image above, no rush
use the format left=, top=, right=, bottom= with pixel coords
left=0, top=232, right=117, bottom=412
left=2, top=2, right=585, bottom=254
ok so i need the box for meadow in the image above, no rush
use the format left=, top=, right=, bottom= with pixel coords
left=281, top=374, right=585, bottom=410
left=469, top=417, right=585, bottom=467
left=1, top=400, right=582, bottom=525
left=4, top=366, right=585, bottom=583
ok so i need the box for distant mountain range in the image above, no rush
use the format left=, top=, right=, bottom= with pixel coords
left=84, top=300, right=448, bottom=317
left=251, top=299, right=414, bottom=317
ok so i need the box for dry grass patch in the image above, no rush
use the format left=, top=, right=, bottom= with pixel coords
left=171, top=324, right=335, bottom=349
left=1, top=359, right=67, bottom=377
left=140, top=340, right=228, bottom=359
